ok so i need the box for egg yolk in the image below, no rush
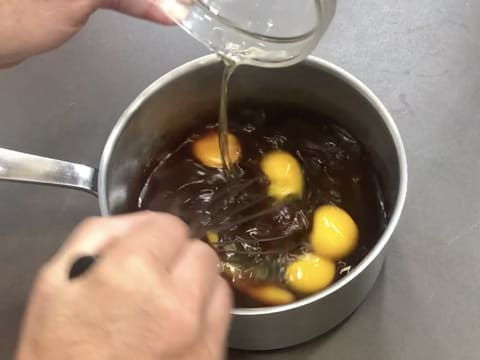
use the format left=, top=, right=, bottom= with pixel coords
left=192, top=131, right=241, bottom=168
left=285, top=254, right=336, bottom=294
left=260, top=150, right=304, bottom=200
left=310, top=205, right=358, bottom=260
left=234, top=281, right=295, bottom=306
left=206, top=231, right=219, bottom=245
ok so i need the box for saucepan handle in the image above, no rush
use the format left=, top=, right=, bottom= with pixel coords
left=0, top=148, right=98, bottom=195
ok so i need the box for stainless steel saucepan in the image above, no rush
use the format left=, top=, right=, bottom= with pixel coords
left=0, top=54, right=407, bottom=350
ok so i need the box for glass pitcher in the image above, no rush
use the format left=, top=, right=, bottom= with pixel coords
left=158, top=0, right=337, bottom=67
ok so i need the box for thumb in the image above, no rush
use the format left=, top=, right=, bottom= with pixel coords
left=99, top=0, right=188, bottom=25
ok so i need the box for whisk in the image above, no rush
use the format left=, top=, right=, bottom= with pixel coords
left=187, top=175, right=309, bottom=256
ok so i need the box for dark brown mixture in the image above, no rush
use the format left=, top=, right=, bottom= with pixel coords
left=132, top=103, right=387, bottom=307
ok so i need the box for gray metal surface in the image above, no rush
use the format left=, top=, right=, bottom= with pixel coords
left=0, top=0, right=479, bottom=358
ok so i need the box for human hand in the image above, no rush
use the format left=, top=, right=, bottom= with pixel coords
left=0, top=0, right=179, bottom=67
left=15, top=211, right=232, bottom=360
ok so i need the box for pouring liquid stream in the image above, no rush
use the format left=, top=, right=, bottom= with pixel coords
left=218, top=58, right=238, bottom=177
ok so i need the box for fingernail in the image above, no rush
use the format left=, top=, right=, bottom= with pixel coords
left=157, top=0, right=190, bottom=22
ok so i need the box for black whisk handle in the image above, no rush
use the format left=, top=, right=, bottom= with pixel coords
left=68, top=255, right=98, bottom=280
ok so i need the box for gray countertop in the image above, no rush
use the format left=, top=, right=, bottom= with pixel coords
left=1, top=0, right=479, bottom=359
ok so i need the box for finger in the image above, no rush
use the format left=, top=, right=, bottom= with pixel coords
left=45, top=212, right=154, bottom=283
left=55, top=212, right=153, bottom=262
left=205, top=278, right=233, bottom=359
left=100, top=212, right=191, bottom=272
left=170, top=240, right=220, bottom=314
left=99, top=0, right=186, bottom=25
left=0, top=60, right=23, bottom=69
